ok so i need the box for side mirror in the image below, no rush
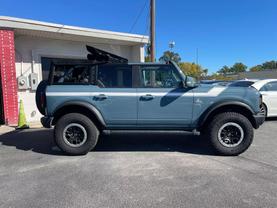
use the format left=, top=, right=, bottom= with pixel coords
left=185, top=76, right=198, bottom=88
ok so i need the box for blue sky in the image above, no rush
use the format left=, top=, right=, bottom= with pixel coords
left=0, top=0, right=276, bottom=73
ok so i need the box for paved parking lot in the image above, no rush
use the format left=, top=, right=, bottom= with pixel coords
left=0, top=120, right=277, bottom=208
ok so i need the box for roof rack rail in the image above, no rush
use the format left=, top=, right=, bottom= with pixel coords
left=86, top=45, right=128, bottom=64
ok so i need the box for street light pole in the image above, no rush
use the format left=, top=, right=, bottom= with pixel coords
left=150, top=0, right=156, bottom=62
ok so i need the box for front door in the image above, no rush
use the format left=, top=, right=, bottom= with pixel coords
left=137, top=64, right=194, bottom=128
left=261, top=81, right=277, bottom=116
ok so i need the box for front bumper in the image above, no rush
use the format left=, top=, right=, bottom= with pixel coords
left=253, top=113, right=265, bottom=129
left=41, top=116, right=53, bottom=128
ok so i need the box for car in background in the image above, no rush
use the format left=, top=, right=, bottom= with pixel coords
left=252, top=79, right=277, bottom=117
left=228, top=80, right=259, bottom=87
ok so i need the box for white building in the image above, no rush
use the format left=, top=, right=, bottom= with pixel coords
left=0, top=16, right=149, bottom=125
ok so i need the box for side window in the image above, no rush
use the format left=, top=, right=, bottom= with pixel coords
left=97, top=64, right=132, bottom=88
left=140, top=65, right=181, bottom=88
left=263, top=82, right=277, bottom=91
left=53, top=65, right=93, bottom=85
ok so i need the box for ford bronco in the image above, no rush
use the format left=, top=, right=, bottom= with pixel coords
left=36, top=46, right=265, bottom=156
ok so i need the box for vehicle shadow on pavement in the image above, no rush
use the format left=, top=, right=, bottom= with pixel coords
left=266, top=117, right=277, bottom=121
left=0, top=129, right=215, bottom=156
left=0, top=129, right=64, bottom=155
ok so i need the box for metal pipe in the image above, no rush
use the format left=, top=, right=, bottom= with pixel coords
left=150, top=0, right=156, bottom=62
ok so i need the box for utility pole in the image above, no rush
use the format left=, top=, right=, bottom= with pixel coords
left=150, top=0, right=156, bottom=62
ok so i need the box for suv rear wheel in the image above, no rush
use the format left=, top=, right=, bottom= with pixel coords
left=54, top=113, right=99, bottom=155
left=206, top=112, right=253, bottom=156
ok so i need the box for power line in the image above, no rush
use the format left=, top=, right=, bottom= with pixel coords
left=129, top=0, right=149, bottom=33
left=139, top=2, right=150, bottom=44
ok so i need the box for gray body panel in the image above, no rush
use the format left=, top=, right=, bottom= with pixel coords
left=45, top=83, right=261, bottom=130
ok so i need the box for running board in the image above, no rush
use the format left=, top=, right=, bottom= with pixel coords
left=102, top=129, right=201, bottom=136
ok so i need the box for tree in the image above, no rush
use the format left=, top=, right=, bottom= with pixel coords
left=218, top=66, right=230, bottom=75
left=179, top=62, right=208, bottom=79
left=249, top=61, right=277, bottom=72
left=159, top=51, right=181, bottom=63
left=207, top=73, right=234, bottom=81
left=230, top=63, right=247, bottom=73
left=250, top=65, right=263, bottom=72
left=144, top=44, right=151, bottom=62
left=261, top=61, right=277, bottom=69
left=217, top=63, right=247, bottom=75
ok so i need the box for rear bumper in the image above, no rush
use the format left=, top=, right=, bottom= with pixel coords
left=253, top=113, right=265, bottom=129
left=41, top=116, right=53, bottom=128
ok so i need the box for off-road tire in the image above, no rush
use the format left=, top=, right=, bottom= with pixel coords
left=54, top=113, right=99, bottom=155
left=206, top=112, right=254, bottom=156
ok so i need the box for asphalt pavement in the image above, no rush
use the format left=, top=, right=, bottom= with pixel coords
left=0, top=120, right=277, bottom=208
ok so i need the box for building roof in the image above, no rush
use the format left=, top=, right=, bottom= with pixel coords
left=0, top=16, right=149, bottom=45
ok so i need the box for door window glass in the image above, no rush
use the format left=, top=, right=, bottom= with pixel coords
left=263, top=82, right=277, bottom=91
left=140, top=65, right=181, bottom=88
left=97, top=64, right=132, bottom=88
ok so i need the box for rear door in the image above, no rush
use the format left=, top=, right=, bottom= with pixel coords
left=137, top=64, right=194, bottom=128
left=90, top=64, right=137, bottom=127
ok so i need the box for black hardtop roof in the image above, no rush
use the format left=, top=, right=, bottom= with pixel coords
left=51, top=60, right=168, bottom=66
left=51, top=45, right=172, bottom=67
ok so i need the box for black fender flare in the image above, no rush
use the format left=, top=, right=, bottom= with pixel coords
left=52, top=101, right=106, bottom=127
left=198, top=100, right=255, bottom=128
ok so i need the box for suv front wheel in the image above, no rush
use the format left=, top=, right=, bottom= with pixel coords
left=54, top=113, right=99, bottom=155
left=206, top=112, right=254, bottom=156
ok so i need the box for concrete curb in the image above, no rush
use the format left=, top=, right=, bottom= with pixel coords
left=0, top=122, right=43, bottom=135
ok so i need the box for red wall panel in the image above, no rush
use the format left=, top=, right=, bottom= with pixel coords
left=0, top=30, right=18, bottom=125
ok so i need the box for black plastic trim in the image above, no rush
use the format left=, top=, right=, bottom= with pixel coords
left=253, top=113, right=265, bottom=129
left=198, top=100, right=255, bottom=127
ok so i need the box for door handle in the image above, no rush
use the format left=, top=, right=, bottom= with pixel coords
left=94, top=94, right=107, bottom=100
left=141, top=94, right=154, bottom=100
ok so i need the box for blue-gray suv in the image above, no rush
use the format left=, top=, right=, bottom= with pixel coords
left=36, top=46, right=265, bottom=156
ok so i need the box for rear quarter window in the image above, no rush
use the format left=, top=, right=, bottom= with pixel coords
left=52, top=65, right=96, bottom=85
